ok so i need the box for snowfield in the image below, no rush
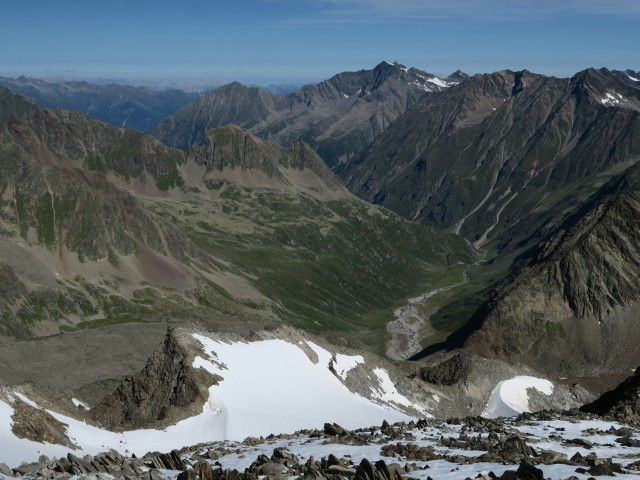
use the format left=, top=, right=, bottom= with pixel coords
left=0, top=333, right=622, bottom=479
left=190, top=334, right=414, bottom=440
left=483, top=376, right=554, bottom=418
left=0, top=333, right=414, bottom=466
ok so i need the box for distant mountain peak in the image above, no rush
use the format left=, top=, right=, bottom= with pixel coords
left=446, top=69, right=469, bottom=82
left=150, top=62, right=453, bottom=165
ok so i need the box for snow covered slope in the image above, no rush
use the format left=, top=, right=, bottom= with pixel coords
left=0, top=333, right=416, bottom=465
left=483, top=376, right=554, bottom=418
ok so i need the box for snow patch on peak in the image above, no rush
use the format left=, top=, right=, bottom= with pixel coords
left=627, top=73, right=640, bottom=82
left=412, top=81, right=434, bottom=92
left=601, top=92, right=628, bottom=106
left=427, top=77, right=451, bottom=88
left=482, top=376, right=554, bottom=418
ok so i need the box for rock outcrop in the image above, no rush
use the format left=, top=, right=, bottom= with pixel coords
left=2, top=392, right=77, bottom=449
left=581, top=366, right=640, bottom=425
left=90, top=328, right=219, bottom=430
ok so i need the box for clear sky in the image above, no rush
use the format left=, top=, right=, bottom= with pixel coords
left=1, top=0, right=638, bottom=86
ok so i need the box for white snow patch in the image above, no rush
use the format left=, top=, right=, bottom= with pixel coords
left=627, top=73, right=640, bottom=82
left=412, top=81, right=433, bottom=92
left=342, top=93, right=349, bottom=99
left=370, top=368, right=429, bottom=416
left=483, top=376, right=554, bottom=418
left=332, top=353, right=364, bottom=380
left=192, top=335, right=413, bottom=441
left=71, top=398, right=89, bottom=409
left=427, top=76, right=450, bottom=88
left=0, top=335, right=416, bottom=467
left=601, top=92, right=626, bottom=105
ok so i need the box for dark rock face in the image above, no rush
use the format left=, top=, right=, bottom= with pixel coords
left=581, top=366, right=640, bottom=425
left=418, top=352, right=472, bottom=386
left=464, top=188, right=640, bottom=377
left=612, top=69, right=640, bottom=87
left=324, top=422, right=351, bottom=437
left=150, top=62, right=453, bottom=167
left=342, top=68, right=640, bottom=254
left=91, top=328, right=218, bottom=430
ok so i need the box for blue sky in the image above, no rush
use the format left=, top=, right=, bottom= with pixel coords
left=1, top=0, right=638, bottom=86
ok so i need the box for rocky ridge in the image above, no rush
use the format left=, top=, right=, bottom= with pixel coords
left=0, top=76, right=195, bottom=132
left=150, top=62, right=455, bottom=167
left=341, top=68, right=640, bottom=254
left=463, top=186, right=640, bottom=377
left=90, top=328, right=220, bottom=430
left=582, top=366, right=640, bottom=426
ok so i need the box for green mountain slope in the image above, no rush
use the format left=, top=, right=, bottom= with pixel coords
left=0, top=87, right=475, bottom=351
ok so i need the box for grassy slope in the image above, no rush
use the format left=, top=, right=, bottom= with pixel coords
left=0, top=94, right=476, bottom=353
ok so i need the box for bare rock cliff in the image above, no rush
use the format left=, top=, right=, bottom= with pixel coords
left=91, top=328, right=219, bottom=430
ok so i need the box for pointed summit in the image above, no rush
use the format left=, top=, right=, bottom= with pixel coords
left=446, top=69, right=469, bottom=82
left=150, top=62, right=453, bottom=166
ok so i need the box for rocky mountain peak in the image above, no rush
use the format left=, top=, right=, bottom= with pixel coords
left=0, top=86, right=38, bottom=122
left=90, top=328, right=219, bottom=430
left=150, top=62, right=448, bottom=166
left=569, top=67, right=640, bottom=109
left=446, top=69, right=469, bottom=82
left=187, top=124, right=345, bottom=192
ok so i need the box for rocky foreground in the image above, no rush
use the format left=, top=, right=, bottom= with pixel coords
left=2, top=410, right=640, bottom=480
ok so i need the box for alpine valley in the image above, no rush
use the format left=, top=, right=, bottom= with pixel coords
left=1, top=62, right=640, bottom=480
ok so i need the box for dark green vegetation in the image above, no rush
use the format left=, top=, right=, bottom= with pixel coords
left=150, top=62, right=457, bottom=167
left=0, top=87, right=474, bottom=353
left=0, top=76, right=195, bottom=132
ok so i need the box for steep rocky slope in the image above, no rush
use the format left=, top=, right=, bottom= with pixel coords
left=581, top=366, right=640, bottom=426
left=463, top=169, right=640, bottom=377
left=0, top=76, right=195, bottom=131
left=341, top=68, right=640, bottom=254
left=91, top=328, right=219, bottom=430
left=149, top=62, right=455, bottom=167
left=0, top=86, right=475, bottom=346
left=612, top=69, right=640, bottom=87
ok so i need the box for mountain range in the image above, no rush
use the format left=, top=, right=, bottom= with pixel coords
left=340, top=67, right=640, bottom=254
left=0, top=76, right=196, bottom=132
left=149, top=62, right=463, bottom=167
left=2, top=62, right=640, bottom=465
left=0, top=84, right=473, bottom=347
